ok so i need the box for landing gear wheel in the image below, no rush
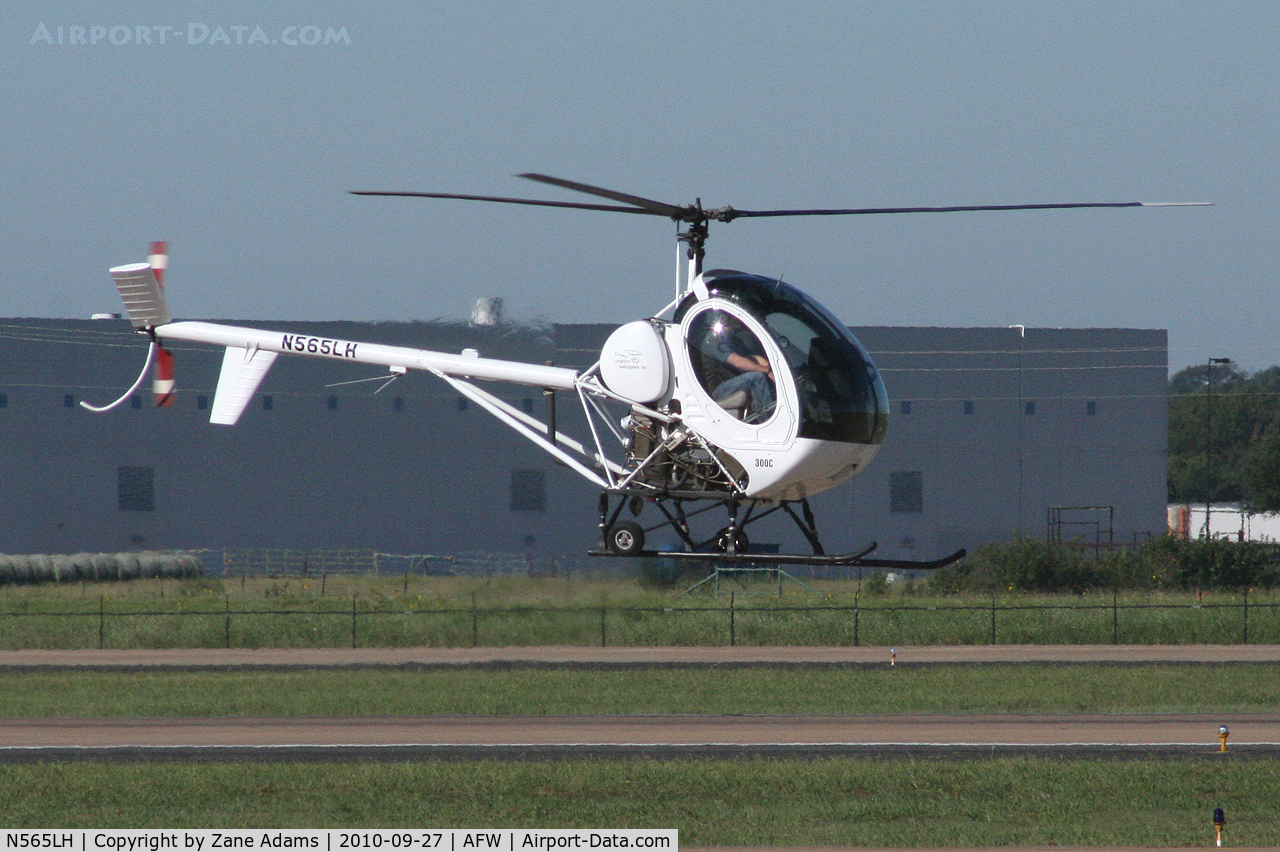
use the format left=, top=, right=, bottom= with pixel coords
left=606, top=519, right=646, bottom=556
left=714, top=527, right=750, bottom=554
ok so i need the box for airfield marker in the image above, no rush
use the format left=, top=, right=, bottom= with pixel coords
left=1219, top=724, right=1229, bottom=752
left=1213, top=806, right=1225, bottom=846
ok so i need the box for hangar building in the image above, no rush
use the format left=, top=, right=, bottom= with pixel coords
left=0, top=318, right=1167, bottom=569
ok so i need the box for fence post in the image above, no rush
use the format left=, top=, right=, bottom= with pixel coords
left=225, top=595, right=231, bottom=649
left=1110, top=588, right=1118, bottom=645
left=730, top=592, right=736, bottom=647
left=990, top=592, right=997, bottom=645
left=853, top=592, right=859, bottom=647
left=350, top=594, right=357, bottom=649
left=1243, top=588, right=1249, bottom=645
left=600, top=602, right=607, bottom=647
left=98, top=595, right=104, bottom=650
left=471, top=593, right=478, bottom=647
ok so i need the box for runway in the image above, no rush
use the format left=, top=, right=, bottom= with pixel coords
left=0, top=712, right=1278, bottom=762
left=2, top=646, right=1277, bottom=761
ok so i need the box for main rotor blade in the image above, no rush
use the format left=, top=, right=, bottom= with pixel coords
left=354, top=180, right=1212, bottom=227
left=349, top=190, right=652, bottom=215
left=721, top=200, right=1212, bottom=221
left=517, top=173, right=690, bottom=220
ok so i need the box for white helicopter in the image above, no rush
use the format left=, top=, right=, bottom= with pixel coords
left=89, top=174, right=1206, bottom=568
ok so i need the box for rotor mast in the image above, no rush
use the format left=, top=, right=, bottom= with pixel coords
left=676, top=200, right=709, bottom=298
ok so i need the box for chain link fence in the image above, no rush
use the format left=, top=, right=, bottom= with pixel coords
left=0, top=591, right=1275, bottom=650
left=212, top=548, right=545, bottom=578
left=0, top=548, right=557, bottom=586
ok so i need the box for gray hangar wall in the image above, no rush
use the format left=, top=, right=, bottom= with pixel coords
left=831, top=326, right=1168, bottom=562
left=0, top=319, right=1167, bottom=565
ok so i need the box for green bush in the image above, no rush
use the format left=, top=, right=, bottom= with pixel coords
left=929, top=534, right=1280, bottom=594
left=637, top=557, right=697, bottom=589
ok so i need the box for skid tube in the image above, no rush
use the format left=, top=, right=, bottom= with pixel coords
left=588, top=544, right=967, bottom=569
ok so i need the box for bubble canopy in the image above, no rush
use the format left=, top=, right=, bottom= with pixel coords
left=675, top=271, right=889, bottom=446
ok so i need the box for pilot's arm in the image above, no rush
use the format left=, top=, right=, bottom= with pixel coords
left=726, top=351, right=773, bottom=379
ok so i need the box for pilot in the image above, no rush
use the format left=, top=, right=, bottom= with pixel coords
left=703, top=312, right=775, bottom=419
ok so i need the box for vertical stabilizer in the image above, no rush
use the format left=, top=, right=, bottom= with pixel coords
left=210, top=346, right=278, bottom=425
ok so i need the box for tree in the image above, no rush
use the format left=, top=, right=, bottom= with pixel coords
left=1245, top=427, right=1280, bottom=511
left=1168, top=362, right=1280, bottom=511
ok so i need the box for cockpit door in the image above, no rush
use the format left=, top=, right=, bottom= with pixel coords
left=675, top=301, right=797, bottom=448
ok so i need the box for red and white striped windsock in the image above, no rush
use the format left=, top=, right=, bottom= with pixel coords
left=148, top=241, right=174, bottom=406
left=148, top=241, right=169, bottom=289
left=153, top=346, right=175, bottom=407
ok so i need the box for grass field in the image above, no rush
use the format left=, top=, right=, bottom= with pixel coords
left=2, top=661, right=1279, bottom=843
left=0, top=574, right=1276, bottom=648
left=2, top=758, right=1276, bottom=846
left=1, top=663, right=1278, bottom=716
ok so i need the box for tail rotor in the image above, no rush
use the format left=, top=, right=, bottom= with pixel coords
left=81, top=241, right=178, bottom=413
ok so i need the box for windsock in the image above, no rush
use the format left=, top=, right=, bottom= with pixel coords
left=148, top=241, right=174, bottom=406
left=153, top=346, right=175, bottom=407
left=148, top=241, right=169, bottom=289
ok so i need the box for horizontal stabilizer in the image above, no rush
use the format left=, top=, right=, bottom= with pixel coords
left=211, top=346, right=278, bottom=425
left=111, top=262, right=172, bottom=329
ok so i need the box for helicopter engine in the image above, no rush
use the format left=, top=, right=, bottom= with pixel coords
left=599, top=319, right=738, bottom=493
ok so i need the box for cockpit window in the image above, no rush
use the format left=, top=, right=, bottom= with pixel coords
left=678, top=272, right=888, bottom=444
left=687, top=309, right=777, bottom=424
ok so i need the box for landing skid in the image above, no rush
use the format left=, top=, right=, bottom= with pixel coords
left=588, top=543, right=877, bottom=565
left=593, top=488, right=967, bottom=574
left=586, top=544, right=967, bottom=597
left=586, top=543, right=967, bottom=569
left=843, top=550, right=968, bottom=570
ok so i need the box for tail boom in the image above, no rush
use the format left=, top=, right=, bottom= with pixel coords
left=156, top=321, right=580, bottom=390
left=106, top=252, right=580, bottom=427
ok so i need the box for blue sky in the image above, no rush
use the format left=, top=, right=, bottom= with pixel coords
left=4, top=2, right=1275, bottom=371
